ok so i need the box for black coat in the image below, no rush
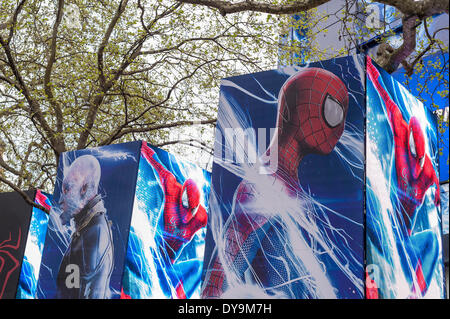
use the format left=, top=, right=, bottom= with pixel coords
left=56, top=201, right=114, bottom=299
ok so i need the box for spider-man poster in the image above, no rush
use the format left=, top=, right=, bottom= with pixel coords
left=201, top=55, right=366, bottom=299
left=16, top=190, right=51, bottom=299
left=0, top=190, right=47, bottom=299
left=366, top=57, right=445, bottom=299
left=37, top=141, right=141, bottom=299
left=121, top=142, right=211, bottom=299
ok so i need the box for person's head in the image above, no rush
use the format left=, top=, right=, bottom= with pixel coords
left=179, top=178, right=201, bottom=223
left=407, top=116, right=426, bottom=180
left=276, top=68, right=349, bottom=155
left=59, top=155, right=101, bottom=219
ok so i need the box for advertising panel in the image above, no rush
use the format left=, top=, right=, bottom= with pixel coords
left=0, top=191, right=34, bottom=299
left=366, top=57, right=445, bottom=299
left=201, top=55, right=366, bottom=299
left=16, top=190, right=51, bottom=299
left=122, top=142, right=211, bottom=299
left=37, top=141, right=141, bottom=299
left=0, top=190, right=49, bottom=299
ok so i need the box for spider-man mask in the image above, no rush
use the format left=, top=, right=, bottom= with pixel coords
left=277, top=68, right=349, bottom=155
left=180, top=178, right=201, bottom=223
left=407, top=116, right=426, bottom=180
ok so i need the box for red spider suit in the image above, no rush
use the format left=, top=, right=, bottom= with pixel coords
left=367, top=58, right=440, bottom=233
left=202, top=68, right=349, bottom=298
left=366, top=57, right=440, bottom=298
left=140, top=142, right=207, bottom=298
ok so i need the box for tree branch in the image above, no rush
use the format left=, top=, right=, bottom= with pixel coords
left=374, top=0, right=448, bottom=17
left=0, top=176, right=49, bottom=214
left=97, top=0, right=129, bottom=89
left=155, top=138, right=214, bottom=155
left=175, top=0, right=329, bottom=16
left=176, top=0, right=448, bottom=17
left=43, top=0, right=66, bottom=154
left=77, top=0, right=129, bottom=150
left=99, top=118, right=216, bottom=146
left=0, top=5, right=61, bottom=156
left=0, top=0, right=28, bottom=43
left=376, top=15, right=419, bottom=73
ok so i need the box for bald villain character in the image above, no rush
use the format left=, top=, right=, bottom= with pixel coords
left=56, top=155, right=114, bottom=299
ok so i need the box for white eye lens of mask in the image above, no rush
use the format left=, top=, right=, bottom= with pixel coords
left=323, top=95, right=344, bottom=127
left=191, top=205, right=199, bottom=217
left=182, top=189, right=189, bottom=208
left=409, top=131, right=417, bottom=158
left=419, top=156, right=425, bottom=169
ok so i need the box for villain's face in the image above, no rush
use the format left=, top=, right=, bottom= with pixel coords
left=59, top=155, right=101, bottom=223
left=407, top=116, right=426, bottom=180
left=277, top=68, right=349, bottom=155
left=60, top=170, right=85, bottom=217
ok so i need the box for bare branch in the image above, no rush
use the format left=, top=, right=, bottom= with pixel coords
left=0, top=155, right=22, bottom=177
left=0, top=0, right=28, bottom=43
left=99, top=118, right=216, bottom=146
left=0, top=177, right=49, bottom=214
left=175, top=0, right=329, bottom=16
left=155, top=138, right=214, bottom=155
left=76, top=0, right=130, bottom=150
left=374, top=0, right=448, bottom=17
left=176, top=0, right=448, bottom=17
left=97, top=0, right=129, bottom=88
left=401, top=19, right=437, bottom=76
left=376, top=15, right=419, bottom=73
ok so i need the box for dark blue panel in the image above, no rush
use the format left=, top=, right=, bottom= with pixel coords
left=37, top=141, right=141, bottom=299
left=202, top=55, right=365, bottom=299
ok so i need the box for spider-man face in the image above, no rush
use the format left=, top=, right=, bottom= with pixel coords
left=180, top=179, right=201, bottom=223
left=277, top=68, right=349, bottom=155
left=407, top=116, right=426, bottom=180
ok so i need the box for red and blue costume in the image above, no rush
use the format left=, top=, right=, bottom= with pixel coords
left=140, top=142, right=207, bottom=299
left=35, top=190, right=51, bottom=212
left=202, top=68, right=349, bottom=298
left=367, top=57, right=440, bottom=298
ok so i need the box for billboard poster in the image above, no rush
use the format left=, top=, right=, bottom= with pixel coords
left=0, top=191, right=35, bottom=299
left=37, top=141, right=141, bottom=299
left=366, top=57, right=445, bottom=299
left=442, top=183, right=449, bottom=236
left=16, top=190, right=51, bottom=299
left=392, top=53, right=449, bottom=184
left=440, top=183, right=448, bottom=267
left=201, top=55, right=366, bottom=299
left=121, top=142, right=211, bottom=299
